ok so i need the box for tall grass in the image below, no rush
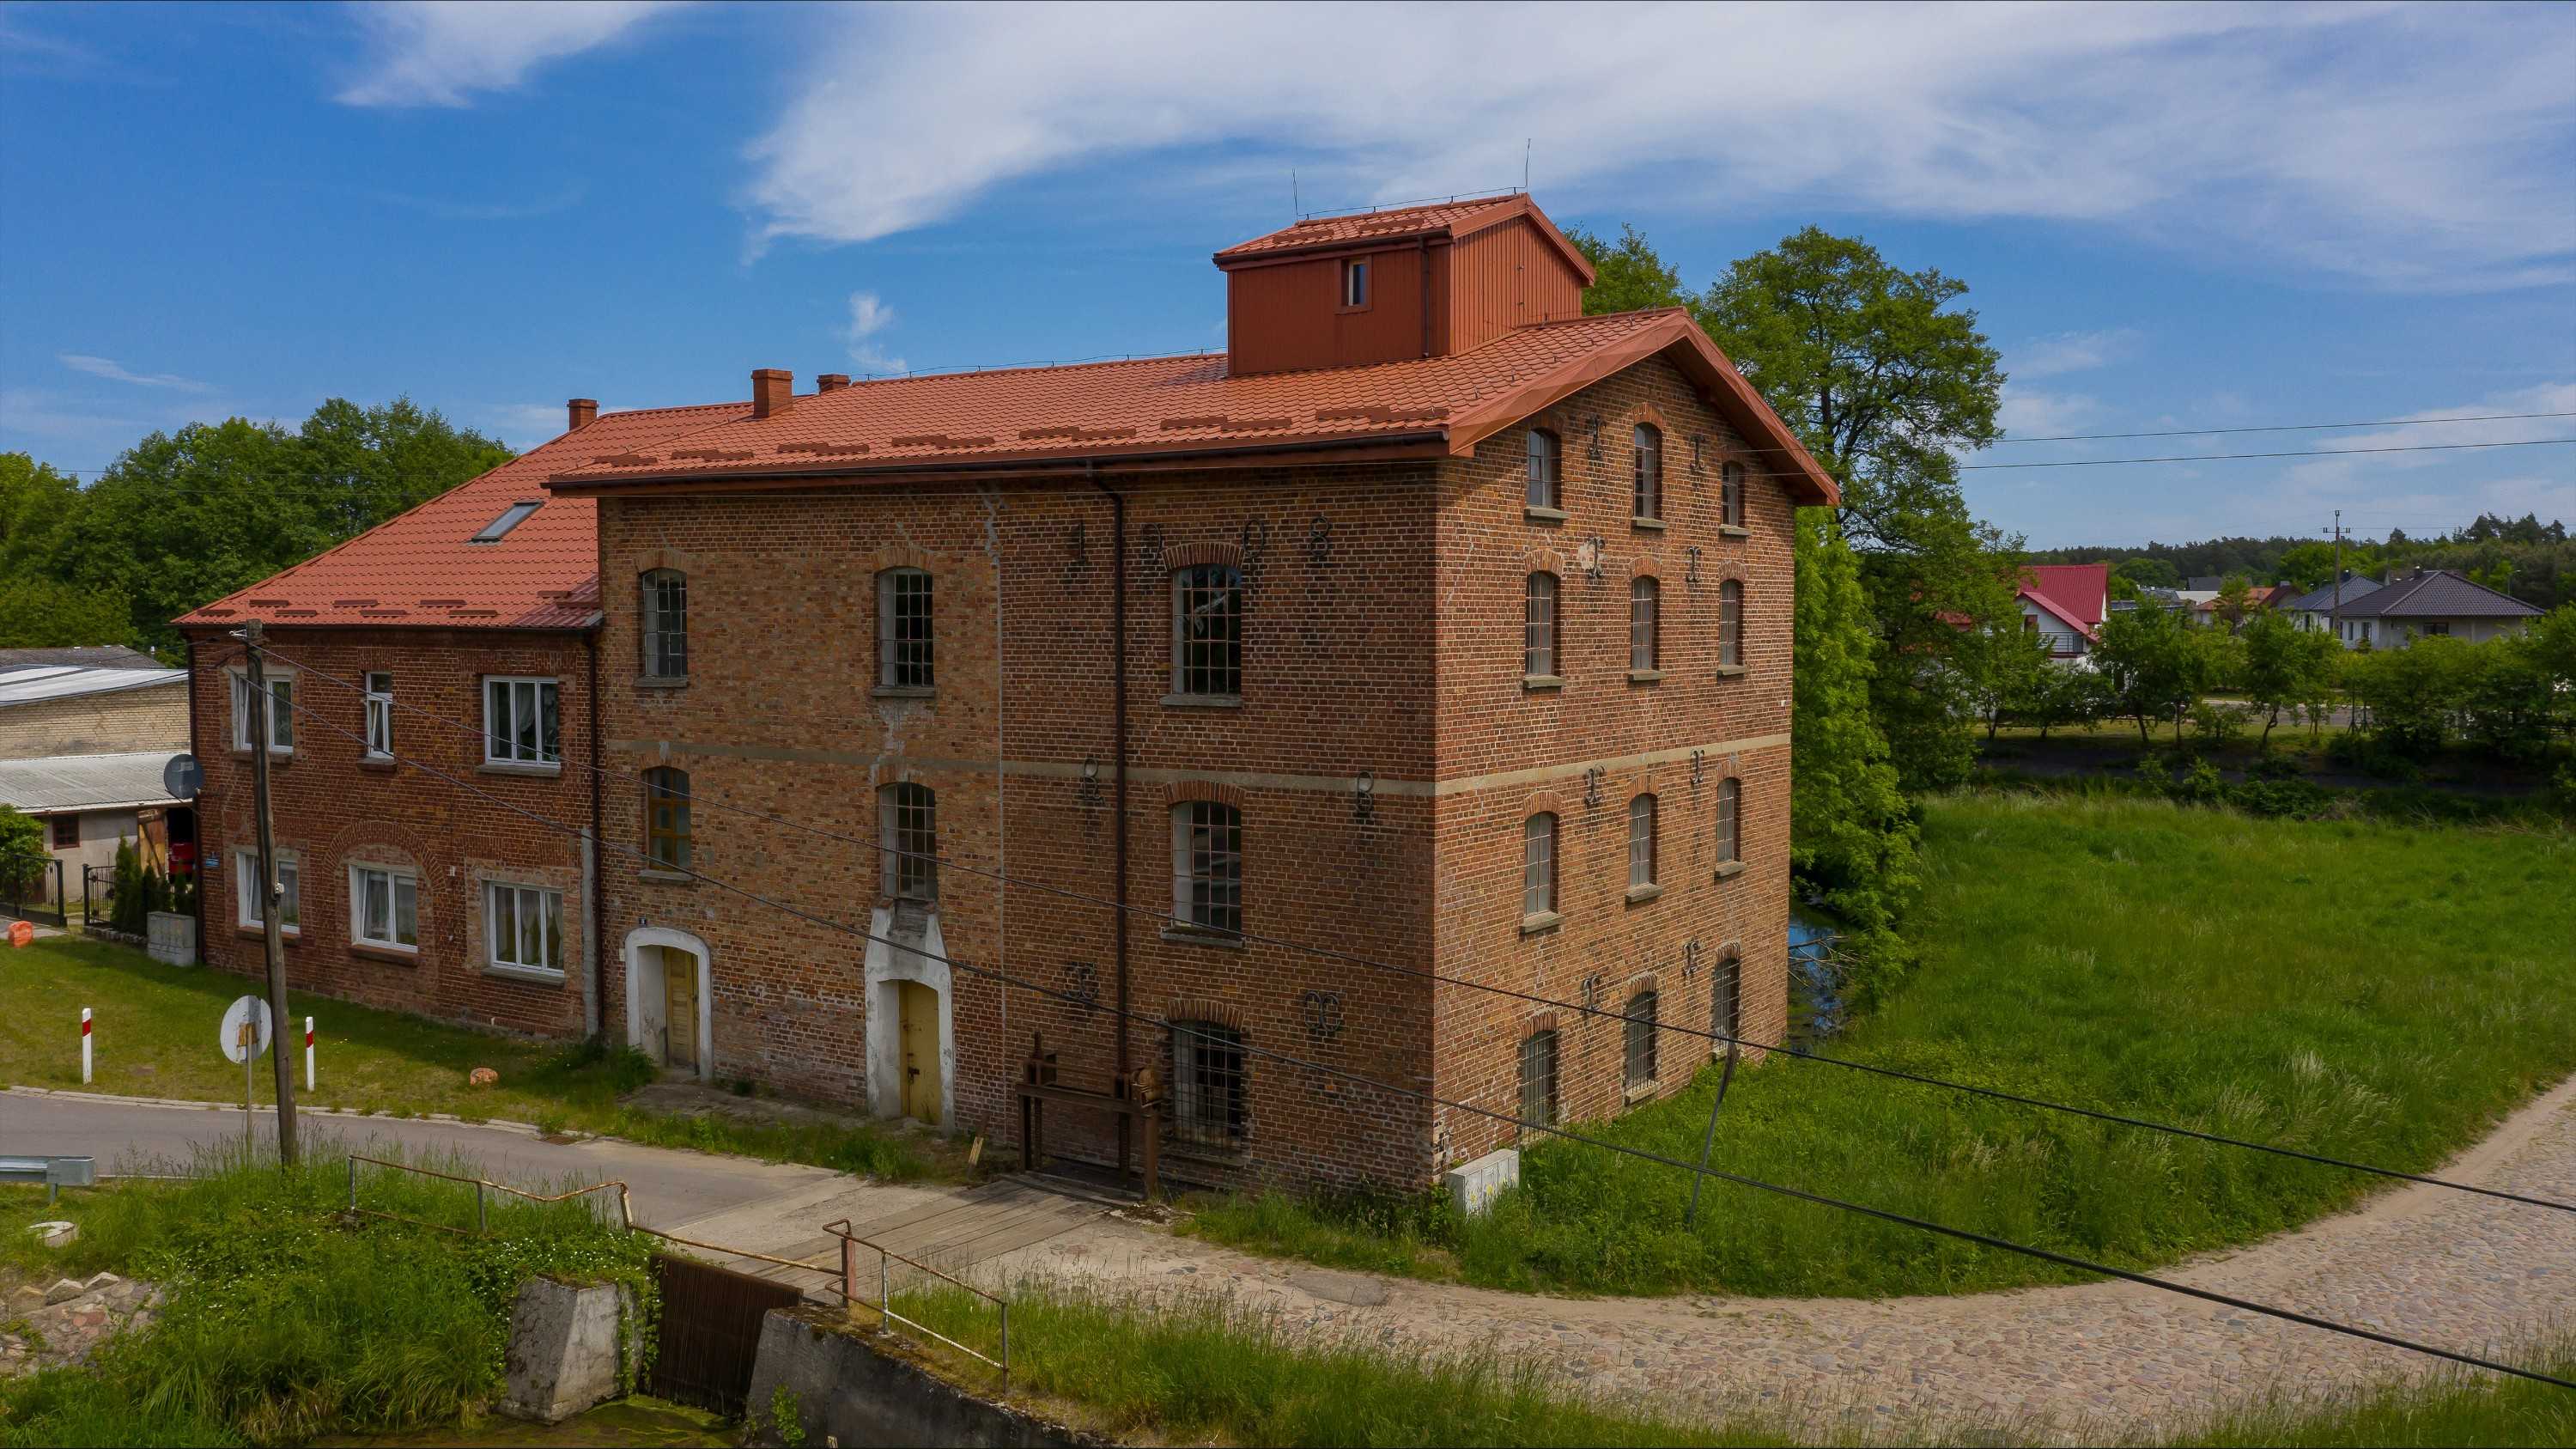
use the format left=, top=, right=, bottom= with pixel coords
left=1189, top=794, right=2576, bottom=1298
left=0, top=1139, right=655, bottom=1447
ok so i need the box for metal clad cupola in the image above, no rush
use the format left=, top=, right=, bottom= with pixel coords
left=1212, top=193, right=1597, bottom=377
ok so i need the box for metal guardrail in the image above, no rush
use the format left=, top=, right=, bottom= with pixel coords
left=823, top=1216, right=1010, bottom=1391
left=0, top=1154, right=95, bottom=1204
left=343, top=1153, right=634, bottom=1234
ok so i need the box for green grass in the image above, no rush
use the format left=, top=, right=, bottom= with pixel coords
left=0, top=1148, right=657, bottom=1446
left=0, top=935, right=935, bottom=1181
left=1188, top=793, right=2576, bottom=1298
left=886, top=1284, right=2576, bottom=1447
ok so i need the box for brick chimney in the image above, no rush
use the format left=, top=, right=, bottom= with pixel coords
left=567, top=398, right=598, bottom=431
left=817, top=374, right=851, bottom=393
left=751, top=368, right=794, bottom=419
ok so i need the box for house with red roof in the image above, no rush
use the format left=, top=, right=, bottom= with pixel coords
left=177, top=193, right=1836, bottom=1192
left=2016, top=563, right=2107, bottom=660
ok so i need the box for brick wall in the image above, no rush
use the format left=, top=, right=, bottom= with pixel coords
left=0, top=683, right=188, bottom=759
left=185, top=629, right=595, bottom=1038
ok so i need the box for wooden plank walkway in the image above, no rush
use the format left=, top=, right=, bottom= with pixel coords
left=738, top=1175, right=1109, bottom=1294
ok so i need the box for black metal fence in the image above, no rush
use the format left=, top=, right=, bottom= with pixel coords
left=3, top=858, right=66, bottom=928
left=80, top=863, right=114, bottom=932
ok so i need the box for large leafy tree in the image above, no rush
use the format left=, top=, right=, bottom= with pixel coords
left=2235, top=609, right=2340, bottom=746
left=15, top=399, right=509, bottom=648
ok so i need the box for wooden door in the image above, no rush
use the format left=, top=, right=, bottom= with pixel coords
left=663, top=947, right=698, bottom=1071
left=898, top=980, right=939, bottom=1124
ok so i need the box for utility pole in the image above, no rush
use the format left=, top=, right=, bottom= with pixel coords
left=2328, top=508, right=2346, bottom=643
left=241, top=621, right=300, bottom=1166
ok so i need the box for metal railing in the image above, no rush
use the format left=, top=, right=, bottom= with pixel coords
left=824, top=1217, right=1010, bottom=1391
left=343, top=1153, right=634, bottom=1234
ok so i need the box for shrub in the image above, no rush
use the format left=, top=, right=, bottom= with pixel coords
left=0, top=806, right=43, bottom=899
left=2184, top=699, right=2249, bottom=752
left=2231, top=778, right=2333, bottom=819
left=2172, top=758, right=2229, bottom=805
left=2248, top=752, right=2305, bottom=781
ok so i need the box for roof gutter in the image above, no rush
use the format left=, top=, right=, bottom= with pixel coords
left=544, top=430, right=1449, bottom=494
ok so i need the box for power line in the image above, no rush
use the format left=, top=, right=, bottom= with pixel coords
left=247, top=642, right=2576, bottom=1216
left=1992, top=411, right=2576, bottom=443
left=1959, top=438, right=2576, bottom=471
left=254, top=679, right=2576, bottom=1394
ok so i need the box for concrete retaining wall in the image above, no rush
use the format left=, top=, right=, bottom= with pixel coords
left=744, top=1306, right=1100, bottom=1448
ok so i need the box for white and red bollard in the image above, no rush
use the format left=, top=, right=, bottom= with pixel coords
left=80, top=1007, right=92, bottom=1085
left=304, top=1016, right=315, bottom=1092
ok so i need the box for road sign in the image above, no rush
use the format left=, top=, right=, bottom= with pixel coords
left=221, top=995, right=273, bottom=1064
left=163, top=752, right=202, bottom=801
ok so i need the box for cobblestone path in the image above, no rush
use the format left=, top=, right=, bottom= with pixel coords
left=999, top=1076, right=2576, bottom=1440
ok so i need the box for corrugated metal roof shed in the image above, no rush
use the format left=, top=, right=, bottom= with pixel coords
left=0, top=751, right=186, bottom=813
left=0, top=666, right=186, bottom=709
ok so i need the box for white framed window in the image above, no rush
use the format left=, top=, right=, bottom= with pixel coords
left=1630, top=578, right=1660, bottom=672
left=1170, top=801, right=1242, bottom=935
left=363, top=672, right=393, bottom=758
left=1632, top=423, right=1662, bottom=521
left=349, top=863, right=417, bottom=951
left=483, top=677, right=562, bottom=765
left=485, top=881, right=564, bottom=977
left=1627, top=795, right=1658, bottom=889
left=1171, top=564, right=1243, bottom=699
left=234, top=849, right=300, bottom=935
left=228, top=670, right=295, bottom=753
left=1522, top=813, right=1557, bottom=920
left=1524, top=573, right=1559, bottom=678
left=1720, top=581, right=1746, bottom=669
left=1340, top=258, right=1370, bottom=308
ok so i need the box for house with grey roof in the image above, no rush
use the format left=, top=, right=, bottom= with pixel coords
left=0, top=654, right=191, bottom=893
left=2281, top=572, right=2387, bottom=635
left=2325, top=569, right=2542, bottom=650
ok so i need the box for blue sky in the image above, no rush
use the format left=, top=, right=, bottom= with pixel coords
left=3, top=1, right=2571, bottom=550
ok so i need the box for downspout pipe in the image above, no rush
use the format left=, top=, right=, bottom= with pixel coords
left=1090, top=460, right=1133, bottom=1182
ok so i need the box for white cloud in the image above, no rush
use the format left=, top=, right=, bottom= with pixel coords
left=58, top=353, right=214, bottom=393
left=2013, top=329, right=2140, bottom=381
left=743, top=3, right=2576, bottom=291
left=337, top=1, right=683, bottom=108
left=841, top=290, right=906, bottom=374
left=1997, top=387, right=2109, bottom=440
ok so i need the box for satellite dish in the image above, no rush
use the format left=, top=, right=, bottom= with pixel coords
left=221, top=995, right=273, bottom=1065
left=164, top=753, right=203, bottom=800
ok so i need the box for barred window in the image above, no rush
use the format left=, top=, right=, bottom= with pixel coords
left=1720, top=580, right=1745, bottom=668
left=1716, top=777, right=1742, bottom=867
left=1630, top=577, right=1659, bottom=671
left=1520, top=1029, right=1559, bottom=1127
left=1171, top=801, right=1242, bottom=935
left=1171, top=1020, right=1248, bottom=1147
left=363, top=671, right=393, bottom=758
left=1632, top=423, right=1662, bottom=521
left=1627, top=795, right=1657, bottom=889
left=641, top=569, right=688, bottom=679
left=1713, top=951, right=1741, bottom=1046
left=1523, top=573, right=1559, bottom=678
left=644, top=768, right=691, bottom=870
left=1522, top=813, right=1557, bottom=920
left=1624, top=989, right=1659, bottom=1087
left=1172, top=563, right=1243, bottom=698
left=1722, top=461, right=1746, bottom=527
left=1525, top=429, right=1561, bottom=509
left=878, top=568, right=934, bottom=690
left=882, top=782, right=938, bottom=903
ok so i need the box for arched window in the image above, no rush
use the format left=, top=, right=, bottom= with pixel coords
left=1720, top=580, right=1746, bottom=669
left=1172, top=563, right=1243, bottom=699
left=641, top=569, right=688, bottom=679
left=1624, top=989, right=1660, bottom=1087
left=1172, top=801, right=1242, bottom=935
left=644, top=767, right=691, bottom=870
left=1525, top=429, right=1561, bottom=510
left=1712, top=950, right=1741, bottom=1047
left=1721, top=461, right=1746, bottom=528
left=1716, top=777, right=1742, bottom=868
left=1519, top=1028, right=1559, bottom=1126
left=1524, top=573, right=1560, bottom=679
left=1522, top=813, right=1558, bottom=920
left=1632, top=423, right=1662, bottom=521
left=1630, top=577, right=1659, bottom=672
left=880, top=782, right=938, bottom=903
left=1170, top=1020, right=1248, bottom=1146
left=877, top=568, right=934, bottom=690
left=1627, top=795, right=1657, bottom=890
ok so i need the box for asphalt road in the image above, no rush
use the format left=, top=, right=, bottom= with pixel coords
left=3, top=1088, right=843, bottom=1231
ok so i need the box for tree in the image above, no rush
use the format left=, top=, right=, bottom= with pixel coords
left=1698, top=227, right=2018, bottom=789
left=2236, top=610, right=2339, bottom=746
left=2344, top=636, right=2478, bottom=757
left=1953, top=620, right=2052, bottom=741
left=2213, top=575, right=2257, bottom=631
left=2026, top=663, right=2108, bottom=740
left=2111, top=557, right=2182, bottom=593
left=2275, top=542, right=2337, bottom=593
left=2094, top=604, right=2208, bottom=745
left=0, top=807, right=45, bottom=898
left=1566, top=224, right=1692, bottom=315
left=1789, top=511, right=1921, bottom=1000
left=0, top=575, right=134, bottom=649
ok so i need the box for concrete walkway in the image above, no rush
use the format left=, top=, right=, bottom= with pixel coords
left=13, top=1080, right=2572, bottom=1440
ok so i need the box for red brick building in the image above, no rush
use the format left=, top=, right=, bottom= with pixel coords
left=549, top=195, right=1834, bottom=1186
left=175, top=402, right=745, bottom=1038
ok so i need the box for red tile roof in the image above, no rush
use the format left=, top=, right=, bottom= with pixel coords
left=1212, top=193, right=1595, bottom=282
left=174, top=401, right=746, bottom=631
left=2022, top=563, right=2107, bottom=626
left=546, top=308, right=1834, bottom=504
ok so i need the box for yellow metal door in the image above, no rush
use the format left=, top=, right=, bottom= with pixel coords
left=898, top=981, right=940, bottom=1124
left=663, top=947, right=698, bottom=1071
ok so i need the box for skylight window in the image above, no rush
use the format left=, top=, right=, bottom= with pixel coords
left=471, top=501, right=543, bottom=542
